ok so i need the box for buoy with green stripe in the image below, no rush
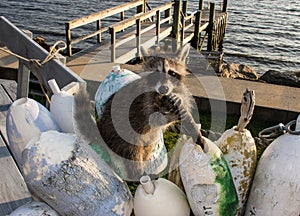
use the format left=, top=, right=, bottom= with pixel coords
left=179, top=135, right=238, bottom=215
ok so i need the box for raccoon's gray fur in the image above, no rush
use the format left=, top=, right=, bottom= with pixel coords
left=74, top=44, right=203, bottom=180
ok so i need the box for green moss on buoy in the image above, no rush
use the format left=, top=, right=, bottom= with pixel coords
left=90, top=143, right=111, bottom=165
left=211, top=155, right=239, bottom=216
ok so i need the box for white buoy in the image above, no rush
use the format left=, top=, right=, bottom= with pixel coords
left=133, top=175, right=190, bottom=216
left=48, top=79, right=75, bottom=133
left=245, top=115, right=300, bottom=216
left=180, top=137, right=238, bottom=216
left=22, top=130, right=133, bottom=216
left=6, top=98, right=60, bottom=165
left=216, top=89, right=257, bottom=215
left=94, top=65, right=141, bottom=118
left=9, top=201, right=59, bottom=216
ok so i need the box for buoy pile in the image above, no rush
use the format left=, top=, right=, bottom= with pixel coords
left=6, top=67, right=300, bottom=216
left=6, top=79, right=133, bottom=215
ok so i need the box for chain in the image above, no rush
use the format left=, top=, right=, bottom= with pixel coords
left=259, top=120, right=300, bottom=139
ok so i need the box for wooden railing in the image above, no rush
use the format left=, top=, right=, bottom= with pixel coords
left=65, top=0, right=229, bottom=59
left=0, top=16, right=85, bottom=98
left=109, top=2, right=174, bottom=62
left=65, top=0, right=146, bottom=56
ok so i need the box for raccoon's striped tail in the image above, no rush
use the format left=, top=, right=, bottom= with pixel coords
left=73, top=85, right=104, bottom=146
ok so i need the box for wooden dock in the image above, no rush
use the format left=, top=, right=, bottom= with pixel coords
left=65, top=0, right=228, bottom=94
left=0, top=0, right=299, bottom=214
left=0, top=79, right=32, bottom=215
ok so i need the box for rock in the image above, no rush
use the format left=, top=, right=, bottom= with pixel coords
left=259, top=70, right=300, bottom=88
left=219, top=63, right=259, bottom=80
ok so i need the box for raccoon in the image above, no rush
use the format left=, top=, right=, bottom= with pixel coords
left=74, top=44, right=205, bottom=181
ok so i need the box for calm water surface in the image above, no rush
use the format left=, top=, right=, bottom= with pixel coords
left=0, top=0, right=299, bottom=74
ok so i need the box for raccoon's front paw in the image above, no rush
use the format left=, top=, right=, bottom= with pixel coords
left=161, top=94, right=187, bottom=119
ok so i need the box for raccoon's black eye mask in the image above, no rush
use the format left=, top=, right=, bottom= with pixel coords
left=167, top=69, right=182, bottom=80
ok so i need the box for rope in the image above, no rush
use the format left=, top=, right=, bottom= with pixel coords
left=0, top=40, right=67, bottom=104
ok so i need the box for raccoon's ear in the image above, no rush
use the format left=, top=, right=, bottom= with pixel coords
left=176, top=44, right=190, bottom=64
left=141, top=46, right=149, bottom=57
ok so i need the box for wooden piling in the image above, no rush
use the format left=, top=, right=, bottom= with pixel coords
left=191, top=10, right=202, bottom=49
left=172, top=0, right=182, bottom=44
left=65, top=23, right=72, bottom=56
left=183, top=1, right=188, bottom=16
left=199, top=0, right=204, bottom=10
left=222, top=0, right=228, bottom=12
left=207, top=2, right=215, bottom=51
left=181, top=11, right=185, bottom=43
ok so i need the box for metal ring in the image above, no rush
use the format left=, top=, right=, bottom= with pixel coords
left=258, top=123, right=285, bottom=138
left=285, top=120, right=300, bottom=135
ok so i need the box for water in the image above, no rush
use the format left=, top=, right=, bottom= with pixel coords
left=0, top=0, right=299, bottom=74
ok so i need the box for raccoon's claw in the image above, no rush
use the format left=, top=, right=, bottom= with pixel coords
left=161, top=94, right=187, bottom=119
left=170, top=94, right=189, bottom=118
left=161, top=95, right=177, bottom=115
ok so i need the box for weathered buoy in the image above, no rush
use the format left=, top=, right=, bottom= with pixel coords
left=22, top=130, right=133, bottom=216
left=215, top=89, right=256, bottom=215
left=245, top=115, right=300, bottom=216
left=168, top=134, right=190, bottom=191
left=94, top=65, right=141, bottom=118
left=133, top=175, right=190, bottom=216
left=6, top=98, right=60, bottom=165
left=180, top=137, right=238, bottom=216
left=9, top=201, right=59, bottom=216
left=48, top=79, right=75, bottom=133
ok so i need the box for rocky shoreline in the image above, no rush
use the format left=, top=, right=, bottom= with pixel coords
left=218, top=62, right=300, bottom=88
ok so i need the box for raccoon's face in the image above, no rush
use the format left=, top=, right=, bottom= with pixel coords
left=144, top=57, right=190, bottom=95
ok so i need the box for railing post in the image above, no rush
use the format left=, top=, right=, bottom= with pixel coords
left=137, top=0, right=146, bottom=14
left=96, top=19, right=101, bottom=43
left=207, top=2, right=215, bottom=51
left=120, top=11, right=125, bottom=32
left=172, top=0, right=182, bottom=45
left=110, top=27, right=116, bottom=62
left=120, top=11, right=125, bottom=21
left=222, top=0, right=228, bottom=12
left=17, top=30, right=32, bottom=99
left=181, top=11, right=185, bottom=44
left=199, top=0, right=204, bottom=10
left=165, top=8, right=171, bottom=24
left=192, top=10, right=202, bottom=49
left=156, top=10, right=161, bottom=43
left=136, top=19, right=141, bottom=58
left=17, top=61, right=30, bottom=99
left=65, top=23, right=72, bottom=56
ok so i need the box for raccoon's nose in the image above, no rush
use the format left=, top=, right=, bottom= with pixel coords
left=158, top=85, right=169, bottom=95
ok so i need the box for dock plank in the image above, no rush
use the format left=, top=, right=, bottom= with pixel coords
left=67, top=23, right=173, bottom=96
left=0, top=80, right=32, bottom=215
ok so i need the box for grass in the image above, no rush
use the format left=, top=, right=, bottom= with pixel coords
left=163, top=111, right=275, bottom=160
